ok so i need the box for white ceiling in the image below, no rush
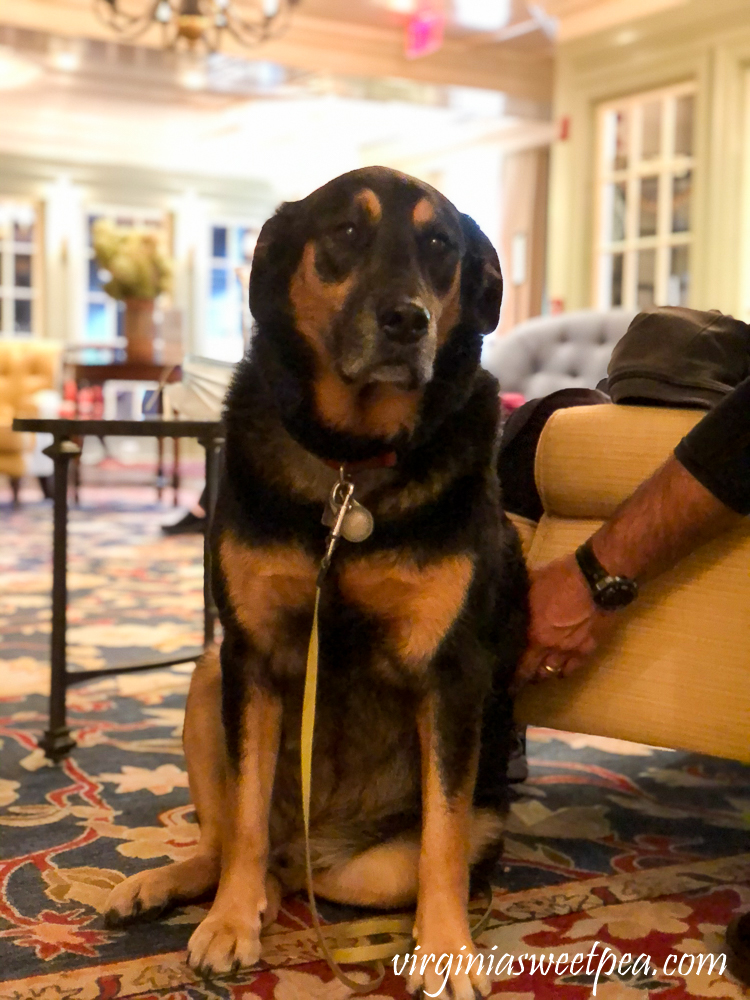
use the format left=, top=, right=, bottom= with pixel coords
left=0, top=0, right=685, bottom=200
left=0, top=26, right=551, bottom=199
left=0, top=0, right=555, bottom=99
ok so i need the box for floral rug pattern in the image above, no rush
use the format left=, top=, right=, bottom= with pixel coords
left=1, top=497, right=749, bottom=999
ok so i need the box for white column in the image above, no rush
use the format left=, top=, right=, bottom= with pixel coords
left=44, top=175, right=85, bottom=345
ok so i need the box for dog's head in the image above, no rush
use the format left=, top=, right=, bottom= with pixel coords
left=249, top=166, right=502, bottom=461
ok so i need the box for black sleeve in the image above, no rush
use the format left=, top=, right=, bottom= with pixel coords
left=674, top=375, right=750, bottom=515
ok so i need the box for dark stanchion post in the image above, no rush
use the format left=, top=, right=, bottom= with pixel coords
left=200, top=431, right=224, bottom=647
left=39, top=435, right=81, bottom=762
left=172, top=436, right=180, bottom=507
left=156, top=437, right=165, bottom=502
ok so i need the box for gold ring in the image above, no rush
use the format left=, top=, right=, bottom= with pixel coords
left=543, top=663, right=560, bottom=675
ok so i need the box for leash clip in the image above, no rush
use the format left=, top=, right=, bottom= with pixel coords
left=319, top=467, right=375, bottom=584
left=318, top=471, right=355, bottom=584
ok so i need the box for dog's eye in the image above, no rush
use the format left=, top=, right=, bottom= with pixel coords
left=429, top=232, right=451, bottom=251
left=333, top=222, right=359, bottom=242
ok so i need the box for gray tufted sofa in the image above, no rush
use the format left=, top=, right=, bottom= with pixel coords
left=482, top=309, right=637, bottom=399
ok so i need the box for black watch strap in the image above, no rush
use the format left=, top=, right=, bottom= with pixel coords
left=575, top=540, right=638, bottom=610
left=575, top=540, right=611, bottom=588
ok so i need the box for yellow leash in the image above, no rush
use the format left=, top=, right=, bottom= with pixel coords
left=299, top=472, right=495, bottom=992
left=301, top=587, right=392, bottom=992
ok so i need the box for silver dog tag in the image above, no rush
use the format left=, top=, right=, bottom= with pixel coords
left=341, top=499, right=374, bottom=542
left=322, top=491, right=374, bottom=542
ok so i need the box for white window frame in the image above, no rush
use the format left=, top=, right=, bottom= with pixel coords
left=204, top=219, right=260, bottom=362
left=594, top=81, right=696, bottom=311
left=0, top=200, right=39, bottom=338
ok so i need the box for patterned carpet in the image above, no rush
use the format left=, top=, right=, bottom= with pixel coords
left=1, top=492, right=749, bottom=999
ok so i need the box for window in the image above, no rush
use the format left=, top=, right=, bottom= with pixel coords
left=595, top=84, right=695, bottom=310
left=85, top=207, right=167, bottom=349
left=0, top=201, right=38, bottom=337
left=206, top=222, right=258, bottom=362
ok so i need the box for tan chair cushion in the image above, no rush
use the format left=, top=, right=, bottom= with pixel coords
left=0, top=341, right=59, bottom=475
left=0, top=340, right=61, bottom=416
left=0, top=427, right=24, bottom=454
left=0, top=398, right=26, bottom=475
left=535, top=404, right=703, bottom=518
left=0, top=403, right=24, bottom=458
left=516, top=403, right=750, bottom=764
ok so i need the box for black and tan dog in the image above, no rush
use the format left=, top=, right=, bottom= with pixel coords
left=105, top=166, right=528, bottom=999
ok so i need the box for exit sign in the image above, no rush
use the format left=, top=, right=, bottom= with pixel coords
left=405, top=8, right=445, bottom=58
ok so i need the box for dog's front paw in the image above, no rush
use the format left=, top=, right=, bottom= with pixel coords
left=405, top=932, right=490, bottom=1000
left=104, top=867, right=177, bottom=927
left=187, top=909, right=262, bottom=976
left=104, top=855, right=220, bottom=928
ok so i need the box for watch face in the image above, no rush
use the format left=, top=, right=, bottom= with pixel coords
left=594, top=577, right=638, bottom=611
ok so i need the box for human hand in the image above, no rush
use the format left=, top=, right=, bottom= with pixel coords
left=513, top=553, right=617, bottom=691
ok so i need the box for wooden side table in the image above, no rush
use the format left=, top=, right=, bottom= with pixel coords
left=12, top=415, right=224, bottom=763
left=73, top=362, right=183, bottom=505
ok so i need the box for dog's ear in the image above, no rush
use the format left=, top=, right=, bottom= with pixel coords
left=249, top=201, right=301, bottom=324
left=459, top=213, right=503, bottom=334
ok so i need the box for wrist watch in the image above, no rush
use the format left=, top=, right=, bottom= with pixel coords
left=575, top=540, right=638, bottom=611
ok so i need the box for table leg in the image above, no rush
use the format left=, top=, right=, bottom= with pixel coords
left=156, top=437, right=164, bottom=503
left=39, top=436, right=81, bottom=762
left=172, top=436, right=180, bottom=507
left=199, top=433, right=224, bottom=647
left=72, top=448, right=81, bottom=506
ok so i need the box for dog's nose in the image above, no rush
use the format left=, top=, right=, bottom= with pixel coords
left=377, top=300, right=431, bottom=344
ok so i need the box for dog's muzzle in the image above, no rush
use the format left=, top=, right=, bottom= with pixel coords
left=337, top=297, right=437, bottom=389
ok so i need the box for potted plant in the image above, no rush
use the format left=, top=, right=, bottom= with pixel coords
left=92, top=220, right=173, bottom=364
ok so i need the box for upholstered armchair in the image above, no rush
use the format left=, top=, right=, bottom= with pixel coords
left=482, top=309, right=637, bottom=397
left=0, top=340, right=62, bottom=505
left=513, top=402, right=750, bottom=764
left=482, top=311, right=749, bottom=762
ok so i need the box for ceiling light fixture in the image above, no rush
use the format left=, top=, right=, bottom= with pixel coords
left=50, top=47, right=82, bottom=71
left=93, top=0, right=300, bottom=50
left=0, top=46, right=42, bottom=89
left=453, top=0, right=511, bottom=32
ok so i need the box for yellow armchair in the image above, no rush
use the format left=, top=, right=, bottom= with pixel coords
left=0, top=340, right=61, bottom=505
left=514, top=403, right=750, bottom=764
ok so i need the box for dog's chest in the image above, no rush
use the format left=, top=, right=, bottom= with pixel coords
left=219, top=533, right=474, bottom=678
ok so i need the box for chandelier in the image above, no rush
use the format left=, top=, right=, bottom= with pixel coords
left=94, top=0, right=300, bottom=50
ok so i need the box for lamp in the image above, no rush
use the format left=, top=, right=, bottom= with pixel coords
left=93, top=0, right=300, bottom=50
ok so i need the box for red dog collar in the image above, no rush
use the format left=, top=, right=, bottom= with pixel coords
left=321, top=452, right=397, bottom=473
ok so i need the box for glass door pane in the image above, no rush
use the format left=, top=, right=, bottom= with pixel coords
left=668, top=246, right=690, bottom=305
left=604, top=109, right=629, bottom=170
left=639, top=177, right=659, bottom=237
left=674, top=94, right=694, bottom=156
left=641, top=101, right=662, bottom=160
left=14, top=299, right=32, bottom=333
left=637, top=249, right=656, bottom=308
left=14, top=254, right=32, bottom=287
left=672, top=170, right=692, bottom=233
left=608, top=181, right=627, bottom=242
left=611, top=253, right=624, bottom=306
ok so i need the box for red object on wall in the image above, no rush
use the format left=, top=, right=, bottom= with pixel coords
left=92, top=385, right=104, bottom=419
left=60, top=378, right=78, bottom=418
left=405, top=7, right=445, bottom=58
left=500, top=391, right=526, bottom=413
left=558, top=116, right=571, bottom=141
left=77, top=385, right=94, bottom=419
left=550, top=298, right=565, bottom=315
